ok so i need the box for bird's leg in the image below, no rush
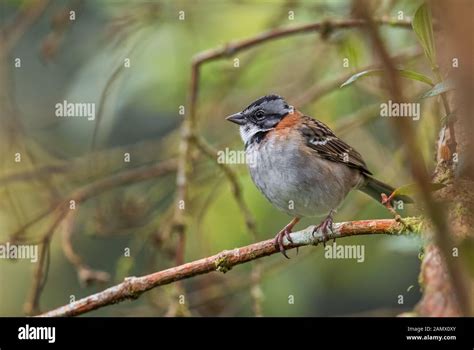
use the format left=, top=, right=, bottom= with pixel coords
left=274, top=217, right=300, bottom=259
left=312, top=209, right=336, bottom=246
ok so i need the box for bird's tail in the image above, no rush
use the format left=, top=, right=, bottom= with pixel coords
left=359, top=175, right=414, bottom=204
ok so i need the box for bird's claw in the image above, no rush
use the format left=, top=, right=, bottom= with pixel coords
left=274, top=227, right=293, bottom=259
left=274, top=218, right=300, bottom=259
left=312, top=213, right=335, bottom=246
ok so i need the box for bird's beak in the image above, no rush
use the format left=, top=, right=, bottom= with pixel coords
left=225, top=112, right=246, bottom=125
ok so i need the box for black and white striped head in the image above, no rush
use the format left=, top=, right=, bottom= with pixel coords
left=226, top=94, right=293, bottom=144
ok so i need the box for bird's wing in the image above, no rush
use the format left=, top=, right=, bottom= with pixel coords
left=298, top=115, right=372, bottom=175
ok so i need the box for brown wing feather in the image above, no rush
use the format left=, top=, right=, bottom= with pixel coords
left=298, top=115, right=372, bottom=175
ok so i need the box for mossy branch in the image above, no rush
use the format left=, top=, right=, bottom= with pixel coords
left=38, top=217, right=422, bottom=317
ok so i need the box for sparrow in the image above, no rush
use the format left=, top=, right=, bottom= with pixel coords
left=226, top=94, right=412, bottom=258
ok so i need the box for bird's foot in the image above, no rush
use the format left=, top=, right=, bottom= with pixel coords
left=312, top=211, right=335, bottom=246
left=274, top=217, right=300, bottom=259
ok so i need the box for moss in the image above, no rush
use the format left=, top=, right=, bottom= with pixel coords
left=214, top=255, right=232, bottom=274
left=418, top=247, right=425, bottom=261
left=247, top=251, right=258, bottom=260
left=453, top=202, right=469, bottom=219
left=407, top=216, right=424, bottom=235
left=123, top=278, right=143, bottom=300
left=436, top=171, right=452, bottom=185
left=389, top=216, right=424, bottom=235
left=433, top=162, right=454, bottom=184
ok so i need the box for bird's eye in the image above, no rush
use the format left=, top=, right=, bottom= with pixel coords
left=255, top=110, right=265, bottom=119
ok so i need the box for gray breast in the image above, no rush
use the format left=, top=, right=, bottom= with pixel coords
left=246, top=130, right=363, bottom=217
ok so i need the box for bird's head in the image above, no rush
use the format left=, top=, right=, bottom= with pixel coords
left=226, top=94, right=293, bottom=144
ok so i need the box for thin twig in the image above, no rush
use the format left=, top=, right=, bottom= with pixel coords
left=24, top=207, right=68, bottom=315
left=0, top=138, right=176, bottom=186
left=191, top=18, right=411, bottom=65
left=60, top=210, right=111, bottom=287
left=4, top=159, right=177, bottom=244
left=69, top=159, right=177, bottom=203
left=193, top=136, right=257, bottom=233
left=90, top=36, right=145, bottom=149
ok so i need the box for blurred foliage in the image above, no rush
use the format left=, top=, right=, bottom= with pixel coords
left=0, top=0, right=444, bottom=316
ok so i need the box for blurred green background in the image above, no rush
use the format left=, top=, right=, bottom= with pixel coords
left=0, top=0, right=439, bottom=316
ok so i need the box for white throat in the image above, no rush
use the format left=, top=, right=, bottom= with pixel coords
left=239, top=124, right=269, bottom=145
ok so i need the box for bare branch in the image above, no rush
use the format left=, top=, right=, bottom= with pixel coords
left=191, top=17, right=411, bottom=65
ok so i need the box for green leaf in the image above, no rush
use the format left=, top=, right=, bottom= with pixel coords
left=391, top=182, right=446, bottom=197
left=397, top=70, right=434, bottom=86
left=412, top=3, right=437, bottom=67
left=421, top=80, right=455, bottom=99
left=340, top=68, right=434, bottom=88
